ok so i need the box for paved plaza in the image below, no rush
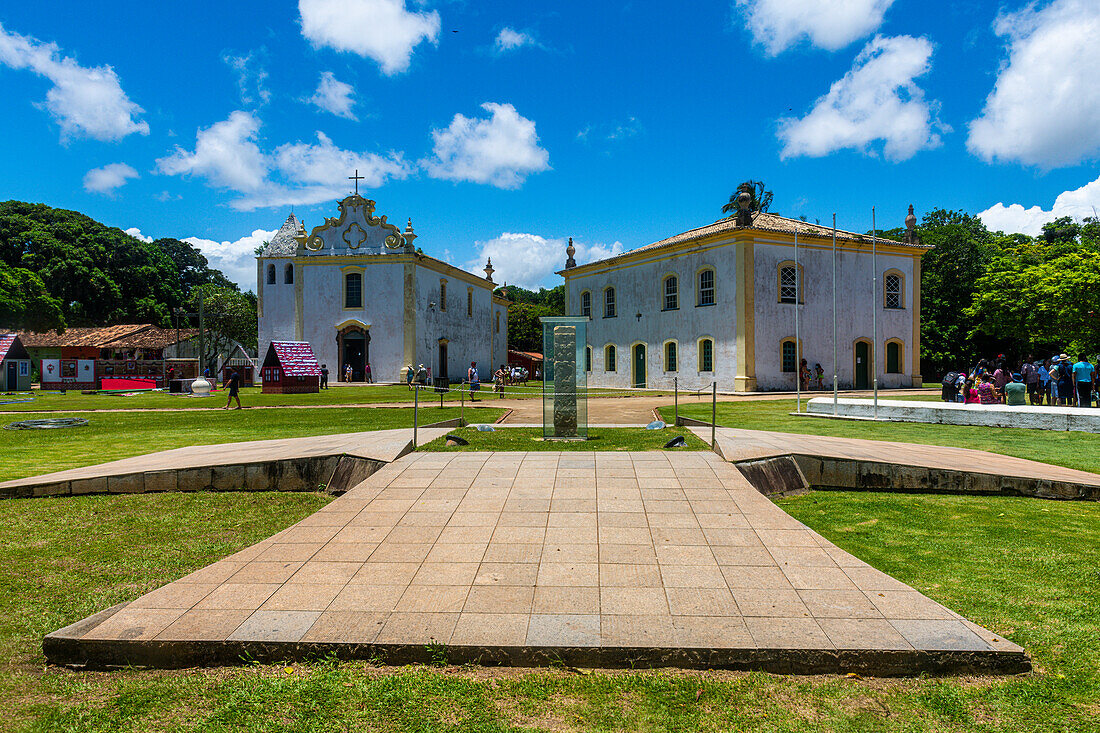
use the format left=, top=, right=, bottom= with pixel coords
left=47, top=450, right=1027, bottom=674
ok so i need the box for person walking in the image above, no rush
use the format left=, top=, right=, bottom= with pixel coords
left=1056, top=354, right=1075, bottom=406
left=221, top=369, right=242, bottom=410
left=344, top=363, right=353, bottom=383
left=467, top=361, right=480, bottom=401
left=364, top=362, right=373, bottom=384
left=320, top=364, right=329, bottom=390
left=405, top=364, right=414, bottom=390
left=1072, top=354, right=1096, bottom=408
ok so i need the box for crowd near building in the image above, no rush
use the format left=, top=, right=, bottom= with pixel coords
left=561, top=206, right=928, bottom=392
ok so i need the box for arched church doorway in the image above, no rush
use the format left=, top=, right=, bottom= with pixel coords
left=338, top=326, right=370, bottom=381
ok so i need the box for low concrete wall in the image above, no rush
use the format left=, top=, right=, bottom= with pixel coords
left=806, top=397, right=1100, bottom=433
left=736, top=454, right=1099, bottom=501
left=2, top=455, right=386, bottom=500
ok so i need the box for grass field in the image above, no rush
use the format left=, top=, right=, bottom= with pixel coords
left=0, top=384, right=671, bottom=412
left=417, top=426, right=709, bottom=452
left=0, top=406, right=504, bottom=483
left=4, top=489, right=1098, bottom=731
left=665, top=398, right=1100, bottom=474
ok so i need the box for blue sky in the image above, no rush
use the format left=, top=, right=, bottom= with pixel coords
left=2, top=0, right=1098, bottom=291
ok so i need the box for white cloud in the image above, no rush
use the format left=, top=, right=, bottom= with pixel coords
left=736, top=0, right=896, bottom=55
left=157, top=111, right=268, bottom=193
left=298, top=0, right=440, bottom=75
left=184, top=229, right=277, bottom=291
left=222, top=50, right=270, bottom=107
left=494, top=28, right=535, bottom=54
left=466, top=233, right=623, bottom=290
left=309, top=71, right=357, bottom=119
left=967, top=0, right=1100, bottom=169
left=157, top=111, right=411, bottom=211
left=424, top=102, right=550, bottom=189
left=778, top=35, right=944, bottom=162
left=577, top=117, right=642, bottom=143
left=125, top=227, right=153, bottom=243
left=0, top=22, right=149, bottom=142
left=83, top=163, right=138, bottom=195
left=979, top=174, right=1100, bottom=236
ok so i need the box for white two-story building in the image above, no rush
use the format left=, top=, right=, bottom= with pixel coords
left=560, top=208, right=928, bottom=392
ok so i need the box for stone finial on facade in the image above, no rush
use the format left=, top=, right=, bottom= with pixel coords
left=904, top=204, right=919, bottom=245
left=565, top=237, right=576, bottom=269
left=403, top=217, right=417, bottom=252
left=484, top=257, right=495, bottom=282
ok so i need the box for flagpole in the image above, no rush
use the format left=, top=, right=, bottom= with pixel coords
left=872, top=207, right=879, bottom=419
left=832, top=213, right=838, bottom=416
left=794, top=225, right=801, bottom=413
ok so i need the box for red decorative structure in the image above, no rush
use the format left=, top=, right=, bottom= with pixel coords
left=260, top=341, right=321, bottom=394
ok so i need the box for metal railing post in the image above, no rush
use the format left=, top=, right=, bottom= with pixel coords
left=711, top=381, right=717, bottom=450
left=413, top=384, right=419, bottom=449
left=460, top=381, right=465, bottom=425
left=674, top=376, right=679, bottom=426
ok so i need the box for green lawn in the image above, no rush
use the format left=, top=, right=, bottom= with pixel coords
left=417, top=426, right=709, bottom=452
left=1, top=406, right=504, bottom=483
left=665, top=398, right=1100, bottom=474
left=0, top=384, right=670, bottom=412
left=4, top=490, right=1099, bottom=731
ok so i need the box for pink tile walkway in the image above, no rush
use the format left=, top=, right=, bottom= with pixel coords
left=47, top=450, right=1026, bottom=673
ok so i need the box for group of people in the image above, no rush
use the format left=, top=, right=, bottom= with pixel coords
left=941, top=354, right=1098, bottom=408
left=493, top=364, right=531, bottom=390
left=797, top=359, right=828, bottom=391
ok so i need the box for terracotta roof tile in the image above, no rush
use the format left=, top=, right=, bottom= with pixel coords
left=570, top=212, right=927, bottom=272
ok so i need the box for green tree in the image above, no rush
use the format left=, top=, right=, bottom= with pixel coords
left=0, top=265, right=65, bottom=332
left=188, top=285, right=257, bottom=373
left=722, top=180, right=773, bottom=215
left=506, top=302, right=555, bottom=352
left=968, top=246, right=1100, bottom=356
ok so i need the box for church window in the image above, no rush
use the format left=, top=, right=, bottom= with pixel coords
left=580, top=290, right=592, bottom=318
left=884, top=272, right=903, bottom=309
left=266, top=263, right=276, bottom=285
left=664, top=341, right=678, bottom=372
left=467, top=289, right=473, bottom=317
left=585, top=346, right=592, bottom=372
left=439, top=280, right=447, bottom=311
left=697, top=269, right=715, bottom=306
left=663, top=275, right=678, bottom=311
left=781, top=339, right=797, bottom=372
left=605, top=344, right=617, bottom=372
left=699, top=338, right=713, bottom=372
left=344, top=272, right=363, bottom=309
left=886, top=340, right=903, bottom=373
left=604, top=287, right=616, bottom=318
left=779, top=266, right=797, bottom=303
left=284, top=263, right=294, bottom=285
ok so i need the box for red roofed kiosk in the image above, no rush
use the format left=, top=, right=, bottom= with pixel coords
left=260, top=341, right=321, bottom=394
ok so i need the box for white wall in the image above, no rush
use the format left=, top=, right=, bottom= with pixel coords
left=257, top=257, right=297, bottom=372
left=752, top=240, right=917, bottom=390
left=566, top=238, right=740, bottom=391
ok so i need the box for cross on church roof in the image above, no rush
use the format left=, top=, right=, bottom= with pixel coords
left=348, top=169, right=365, bottom=195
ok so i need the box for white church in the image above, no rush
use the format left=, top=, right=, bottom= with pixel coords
left=561, top=205, right=929, bottom=392
left=257, top=191, right=509, bottom=383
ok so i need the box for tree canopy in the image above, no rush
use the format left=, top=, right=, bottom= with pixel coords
left=0, top=201, right=239, bottom=333
left=495, top=284, right=564, bottom=352
left=722, top=180, right=773, bottom=216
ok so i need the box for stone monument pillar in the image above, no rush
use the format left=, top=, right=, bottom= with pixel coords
left=540, top=316, right=588, bottom=439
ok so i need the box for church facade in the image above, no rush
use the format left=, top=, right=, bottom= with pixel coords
left=561, top=208, right=929, bottom=392
left=257, top=194, right=509, bottom=383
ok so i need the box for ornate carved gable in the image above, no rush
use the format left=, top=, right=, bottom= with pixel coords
left=295, top=194, right=410, bottom=255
